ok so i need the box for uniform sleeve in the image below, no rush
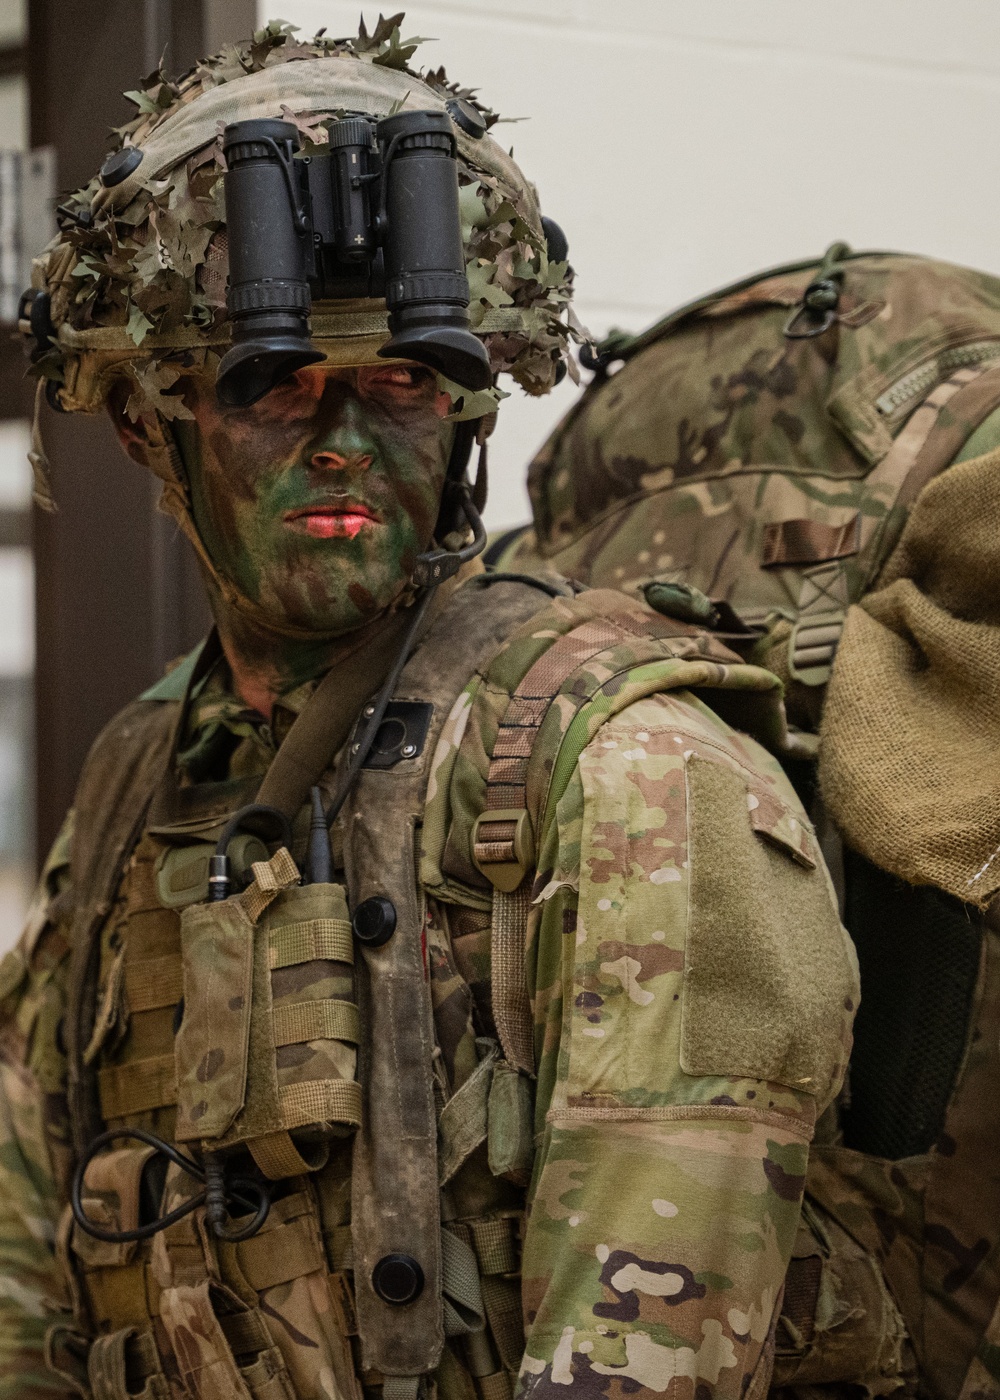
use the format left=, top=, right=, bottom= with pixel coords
left=0, top=820, right=76, bottom=1398
left=519, top=695, right=858, bottom=1399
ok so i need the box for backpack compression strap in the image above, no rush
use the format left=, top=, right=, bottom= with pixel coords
left=790, top=358, right=1000, bottom=685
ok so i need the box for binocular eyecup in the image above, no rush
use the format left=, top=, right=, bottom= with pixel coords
left=216, top=111, right=491, bottom=409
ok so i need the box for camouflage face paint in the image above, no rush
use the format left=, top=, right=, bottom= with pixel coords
left=173, top=364, right=454, bottom=701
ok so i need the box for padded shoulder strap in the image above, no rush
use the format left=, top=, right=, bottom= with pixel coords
left=471, top=591, right=780, bottom=1074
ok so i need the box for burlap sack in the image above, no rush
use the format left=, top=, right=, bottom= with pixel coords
left=820, top=445, right=1000, bottom=907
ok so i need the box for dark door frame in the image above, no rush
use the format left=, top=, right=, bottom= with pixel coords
left=27, top=0, right=255, bottom=861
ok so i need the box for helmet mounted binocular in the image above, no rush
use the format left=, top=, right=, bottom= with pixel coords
left=216, top=109, right=493, bottom=407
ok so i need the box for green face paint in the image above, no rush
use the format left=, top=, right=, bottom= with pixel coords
left=177, top=363, right=454, bottom=642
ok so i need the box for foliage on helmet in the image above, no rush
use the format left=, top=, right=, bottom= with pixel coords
left=27, top=14, right=580, bottom=417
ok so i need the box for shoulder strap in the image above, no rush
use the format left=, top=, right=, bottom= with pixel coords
left=65, top=699, right=179, bottom=1155
left=343, top=575, right=553, bottom=1387
left=789, top=358, right=1000, bottom=685
left=471, top=592, right=783, bottom=1075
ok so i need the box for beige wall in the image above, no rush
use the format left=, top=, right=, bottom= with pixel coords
left=262, top=0, right=1000, bottom=527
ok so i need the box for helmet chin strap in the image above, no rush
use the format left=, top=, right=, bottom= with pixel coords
left=411, top=417, right=488, bottom=587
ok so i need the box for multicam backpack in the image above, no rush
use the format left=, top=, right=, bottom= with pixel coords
left=497, top=245, right=1000, bottom=1394
left=498, top=244, right=1000, bottom=729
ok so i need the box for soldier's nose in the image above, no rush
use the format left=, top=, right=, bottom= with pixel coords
left=311, top=451, right=373, bottom=472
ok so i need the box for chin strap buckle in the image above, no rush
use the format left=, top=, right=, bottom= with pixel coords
left=411, top=479, right=487, bottom=587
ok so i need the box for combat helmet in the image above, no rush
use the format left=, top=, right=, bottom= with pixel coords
left=19, top=14, right=580, bottom=549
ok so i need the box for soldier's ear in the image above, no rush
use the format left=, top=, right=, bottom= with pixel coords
left=105, top=377, right=161, bottom=469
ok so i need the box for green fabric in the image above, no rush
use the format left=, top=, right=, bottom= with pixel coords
left=139, top=640, right=206, bottom=702
left=953, top=402, right=1000, bottom=462
left=681, top=755, right=856, bottom=1092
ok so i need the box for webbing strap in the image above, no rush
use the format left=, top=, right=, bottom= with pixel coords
left=247, top=1129, right=318, bottom=1182
left=238, top=846, right=300, bottom=924
left=491, top=887, right=534, bottom=1076
left=483, top=615, right=645, bottom=815
left=469, top=1216, right=520, bottom=1277
left=789, top=360, right=1000, bottom=684
left=124, top=953, right=183, bottom=1013
left=441, top=1227, right=486, bottom=1338
left=98, top=1052, right=176, bottom=1119
left=233, top=1219, right=325, bottom=1293
left=268, top=917, right=354, bottom=969
left=271, top=997, right=359, bottom=1047
left=279, top=1077, right=362, bottom=1132
left=218, top=1309, right=272, bottom=1356
left=87, top=1327, right=132, bottom=1400
left=479, top=1372, right=514, bottom=1400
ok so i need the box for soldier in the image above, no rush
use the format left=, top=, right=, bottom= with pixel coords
left=502, top=245, right=1000, bottom=1394
left=0, top=24, right=857, bottom=1400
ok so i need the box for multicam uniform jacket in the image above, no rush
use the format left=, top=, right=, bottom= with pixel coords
left=0, top=577, right=856, bottom=1400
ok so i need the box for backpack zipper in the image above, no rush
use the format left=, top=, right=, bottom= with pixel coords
left=875, top=340, right=1000, bottom=419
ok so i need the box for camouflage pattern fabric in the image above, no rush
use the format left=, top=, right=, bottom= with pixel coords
left=502, top=251, right=1000, bottom=1393
left=0, top=581, right=857, bottom=1397
left=505, top=250, right=1000, bottom=729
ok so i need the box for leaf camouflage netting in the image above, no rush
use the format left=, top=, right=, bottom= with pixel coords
left=26, top=13, right=581, bottom=418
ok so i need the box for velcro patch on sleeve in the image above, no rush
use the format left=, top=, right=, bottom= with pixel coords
left=681, top=755, right=856, bottom=1102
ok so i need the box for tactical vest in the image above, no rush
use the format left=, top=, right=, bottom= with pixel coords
left=498, top=250, right=1000, bottom=1396
left=45, top=574, right=788, bottom=1400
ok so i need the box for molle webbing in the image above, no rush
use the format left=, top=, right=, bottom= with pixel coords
left=66, top=700, right=179, bottom=1155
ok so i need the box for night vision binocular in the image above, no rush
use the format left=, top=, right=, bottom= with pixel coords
left=216, top=109, right=493, bottom=407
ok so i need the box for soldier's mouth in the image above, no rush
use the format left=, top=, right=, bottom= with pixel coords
left=283, top=504, right=380, bottom=540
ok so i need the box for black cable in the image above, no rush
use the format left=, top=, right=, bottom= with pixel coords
left=72, top=1127, right=270, bottom=1244
left=324, top=583, right=438, bottom=829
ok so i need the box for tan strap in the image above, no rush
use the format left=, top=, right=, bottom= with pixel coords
left=98, top=1053, right=176, bottom=1120
left=246, top=1076, right=364, bottom=1181
left=268, top=917, right=354, bottom=969
left=247, top=1130, right=320, bottom=1182
left=490, top=888, right=534, bottom=1076
left=124, top=953, right=184, bottom=1013
left=238, top=846, right=300, bottom=924
left=271, top=997, right=359, bottom=1047
left=279, top=1077, right=362, bottom=1132
left=217, top=1309, right=272, bottom=1357
left=474, top=614, right=648, bottom=878
left=88, top=1326, right=133, bottom=1400
left=235, top=1222, right=326, bottom=1293
left=475, top=613, right=662, bottom=1075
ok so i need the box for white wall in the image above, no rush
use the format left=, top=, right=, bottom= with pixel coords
left=260, top=1, right=1000, bottom=527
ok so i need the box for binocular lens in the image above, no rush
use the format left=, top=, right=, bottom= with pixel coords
left=217, top=119, right=323, bottom=407
left=216, top=109, right=491, bottom=409
left=377, top=111, right=491, bottom=391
